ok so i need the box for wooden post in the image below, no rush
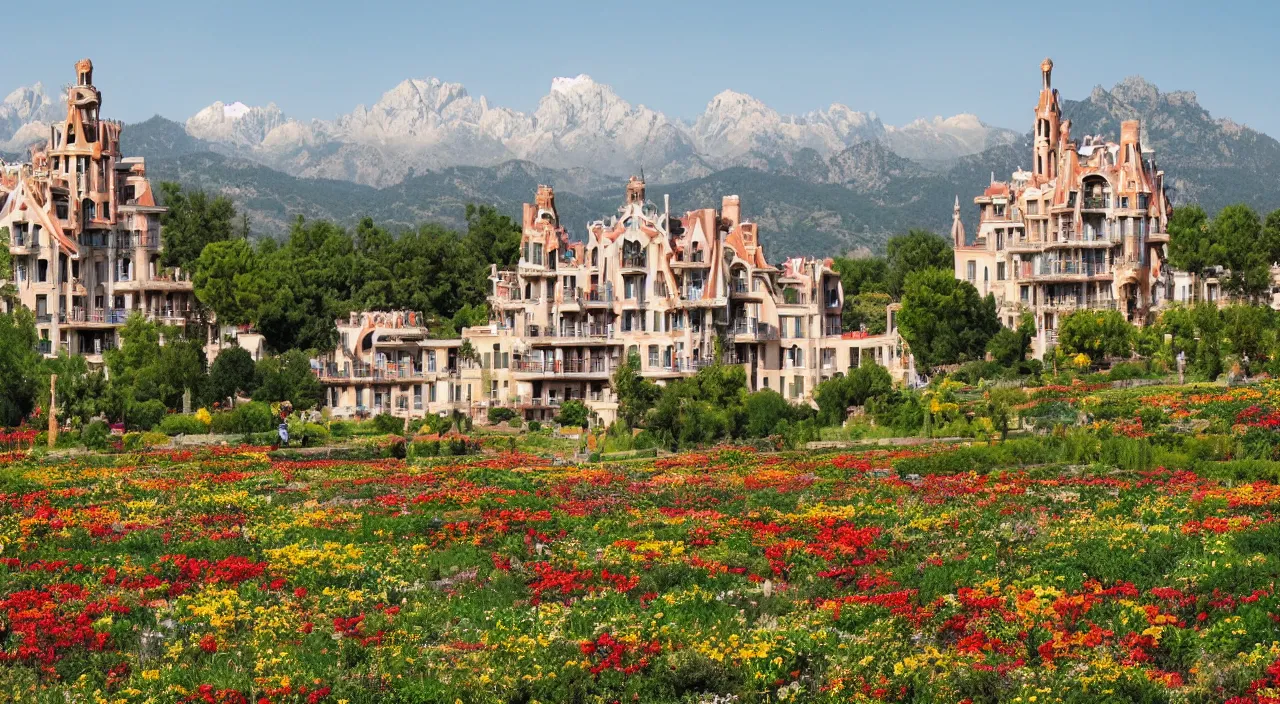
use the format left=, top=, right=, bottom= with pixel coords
left=48, top=374, right=58, bottom=448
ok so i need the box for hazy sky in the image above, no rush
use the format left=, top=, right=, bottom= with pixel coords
left=4, top=0, right=1277, bottom=135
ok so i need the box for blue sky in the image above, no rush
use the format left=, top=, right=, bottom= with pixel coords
left=4, top=0, right=1278, bottom=135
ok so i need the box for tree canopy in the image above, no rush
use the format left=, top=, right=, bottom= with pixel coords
left=898, top=268, right=998, bottom=370
left=158, top=182, right=237, bottom=270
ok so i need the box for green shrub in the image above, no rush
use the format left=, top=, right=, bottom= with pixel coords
left=126, top=399, right=168, bottom=431
left=1108, top=361, right=1150, bottom=382
left=633, top=430, right=657, bottom=450
left=210, top=401, right=276, bottom=435
left=488, top=407, right=518, bottom=425
left=409, top=440, right=440, bottom=458
left=1236, top=427, right=1279, bottom=461
left=81, top=421, right=110, bottom=450
left=299, top=423, right=331, bottom=448
left=1196, top=460, right=1280, bottom=483
left=528, top=420, right=542, bottom=432
left=508, top=417, right=523, bottom=429
left=329, top=420, right=357, bottom=438
left=142, top=431, right=170, bottom=448
left=370, top=413, right=405, bottom=435
left=1101, top=437, right=1155, bottom=471
left=156, top=414, right=210, bottom=436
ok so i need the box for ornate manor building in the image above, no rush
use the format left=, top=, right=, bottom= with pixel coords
left=0, top=60, right=198, bottom=362
left=315, top=178, right=914, bottom=426
left=952, top=58, right=1174, bottom=357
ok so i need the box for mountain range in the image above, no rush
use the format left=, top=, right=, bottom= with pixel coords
left=2, top=73, right=1278, bottom=257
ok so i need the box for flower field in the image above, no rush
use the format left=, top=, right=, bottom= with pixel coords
left=5, top=441, right=1280, bottom=703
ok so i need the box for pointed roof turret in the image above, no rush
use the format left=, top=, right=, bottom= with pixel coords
left=950, top=195, right=966, bottom=248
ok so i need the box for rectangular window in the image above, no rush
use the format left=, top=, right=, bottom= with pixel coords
left=648, top=345, right=659, bottom=368
left=429, top=384, right=437, bottom=402
left=966, top=261, right=976, bottom=281
left=997, top=262, right=1006, bottom=281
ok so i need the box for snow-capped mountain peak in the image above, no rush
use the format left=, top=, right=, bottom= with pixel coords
left=550, top=74, right=597, bottom=95
left=1, top=82, right=57, bottom=146
left=185, top=101, right=288, bottom=149
left=0, top=72, right=1028, bottom=186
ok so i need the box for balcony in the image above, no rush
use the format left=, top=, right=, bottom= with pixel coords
left=62, top=307, right=129, bottom=325
left=1035, top=261, right=1112, bottom=279
left=80, top=232, right=110, bottom=248
left=731, top=319, right=779, bottom=341
left=672, top=253, right=708, bottom=268
left=584, top=288, right=613, bottom=306
left=559, top=287, right=582, bottom=305
left=511, top=358, right=610, bottom=377
left=621, top=254, right=647, bottom=271
left=116, top=233, right=162, bottom=249
left=76, top=338, right=118, bottom=355
left=1041, top=297, right=1116, bottom=312
left=1007, top=238, right=1045, bottom=252
left=779, top=292, right=809, bottom=306
left=37, top=340, right=52, bottom=355
left=112, top=270, right=193, bottom=292
left=1082, top=196, right=1110, bottom=211
left=514, top=395, right=562, bottom=409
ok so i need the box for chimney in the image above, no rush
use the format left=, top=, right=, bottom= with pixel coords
left=1120, top=120, right=1141, bottom=165
left=721, top=195, right=740, bottom=229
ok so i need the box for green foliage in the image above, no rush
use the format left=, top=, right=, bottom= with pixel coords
left=0, top=308, right=40, bottom=426
left=744, top=389, right=812, bottom=438
left=612, top=351, right=660, bottom=428
left=646, top=362, right=749, bottom=449
left=843, top=292, right=891, bottom=334
left=210, top=401, right=276, bottom=434
left=1167, top=205, right=1213, bottom=280
left=193, top=239, right=265, bottom=327
left=831, top=256, right=888, bottom=297
left=884, top=229, right=953, bottom=298
left=80, top=421, right=110, bottom=450
left=898, top=268, right=999, bottom=370
left=104, top=314, right=207, bottom=413
left=208, top=346, right=259, bottom=404
left=556, top=400, right=590, bottom=428
left=1168, top=204, right=1279, bottom=302
left=1057, top=309, right=1134, bottom=360
left=814, top=362, right=894, bottom=426
left=39, top=353, right=107, bottom=426
left=126, top=399, right=168, bottom=431
left=487, top=407, right=518, bottom=425
left=369, top=413, right=405, bottom=435
left=1214, top=204, right=1268, bottom=300
left=1220, top=305, right=1273, bottom=362
left=527, top=420, right=542, bottom=432
left=158, top=182, right=238, bottom=270
left=156, top=414, right=210, bottom=436
left=253, top=350, right=323, bottom=410
left=986, top=312, right=1036, bottom=366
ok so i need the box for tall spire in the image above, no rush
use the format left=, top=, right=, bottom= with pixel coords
left=950, top=195, right=966, bottom=248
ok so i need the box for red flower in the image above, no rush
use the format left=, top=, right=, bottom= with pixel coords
left=199, top=634, right=218, bottom=653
